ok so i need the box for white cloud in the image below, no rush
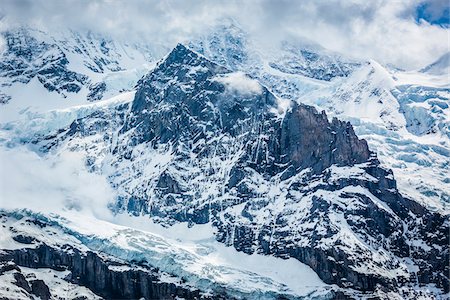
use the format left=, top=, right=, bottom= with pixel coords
left=0, top=0, right=448, bottom=70
left=214, top=72, right=263, bottom=95
left=0, top=145, right=115, bottom=219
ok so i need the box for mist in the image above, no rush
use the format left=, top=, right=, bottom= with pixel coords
left=0, top=144, right=115, bottom=220
left=0, top=0, right=448, bottom=70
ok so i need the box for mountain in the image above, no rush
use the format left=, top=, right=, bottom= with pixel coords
left=0, top=27, right=167, bottom=122
left=187, top=22, right=450, bottom=213
left=1, top=20, right=449, bottom=299
left=1, top=43, right=447, bottom=299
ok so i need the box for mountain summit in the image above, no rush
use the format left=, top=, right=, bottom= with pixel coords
left=21, top=44, right=446, bottom=295
left=123, top=44, right=371, bottom=173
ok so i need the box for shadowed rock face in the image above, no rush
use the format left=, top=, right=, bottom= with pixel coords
left=0, top=243, right=226, bottom=300
left=29, top=279, right=51, bottom=300
left=123, top=44, right=371, bottom=176
left=36, top=44, right=449, bottom=295
left=266, top=105, right=370, bottom=175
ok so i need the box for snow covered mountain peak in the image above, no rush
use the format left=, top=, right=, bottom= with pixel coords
left=6, top=43, right=443, bottom=297
left=0, top=23, right=449, bottom=299
left=122, top=43, right=371, bottom=175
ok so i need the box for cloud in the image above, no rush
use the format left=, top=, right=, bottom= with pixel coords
left=0, top=144, right=115, bottom=219
left=238, top=0, right=449, bottom=69
left=214, top=72, right=263, bottom=95
left=0, top=0, right=448, bottom=70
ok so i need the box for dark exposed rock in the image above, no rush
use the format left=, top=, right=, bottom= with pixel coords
left=87, top=81, right=107, bottom=102
left=30, top=279, right=51, bottom=300
left=1, top=243, right=228, bottom=300
left=12, top=234, right=37, bottom=244
left=0, top=93, right=11, bottom=104
left=0, top=262, right=20, bottom=275
left=13, top=272, right=31, bottom=293
left=156, top=171, right=185, bottom=194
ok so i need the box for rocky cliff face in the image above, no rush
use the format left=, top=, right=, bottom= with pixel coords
left=0, top=29, right=88, bottom=97
left=1, top=245, right=219, bottom=300
left=122, top=44, right=370, bottom=174
left=0, top=213, right=231, bottom=300
left=0, top=28, right=164, bottom=104
left=30, top=44, right=448, bottom=296
left=189, top=22, right=450, bottom=213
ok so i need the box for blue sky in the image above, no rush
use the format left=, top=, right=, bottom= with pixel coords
left=415, top=0, right=449, bottom=27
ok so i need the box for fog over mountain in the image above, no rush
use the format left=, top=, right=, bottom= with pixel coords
left=0, top=0, right=448, bottom=70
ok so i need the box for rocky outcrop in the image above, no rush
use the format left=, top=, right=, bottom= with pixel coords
left=0, top=243, right=226, bottom=300
left=87, top=81, right=107, bottom=102
left=0, top=29, right=88, bottom=94
left=30, top=279, right=51, bottom=300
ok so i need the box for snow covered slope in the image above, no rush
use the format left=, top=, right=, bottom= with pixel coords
left=1, top=44, right=447, bottom=299
left=0, top=209, right=334, bottom=299
left=420, top=52, right=450, bottom=76
left=0, top=27, right=165, bottom=121
left=187, top=22, right=450, bottom=213
left=1, top=22, right=449, bottom=299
